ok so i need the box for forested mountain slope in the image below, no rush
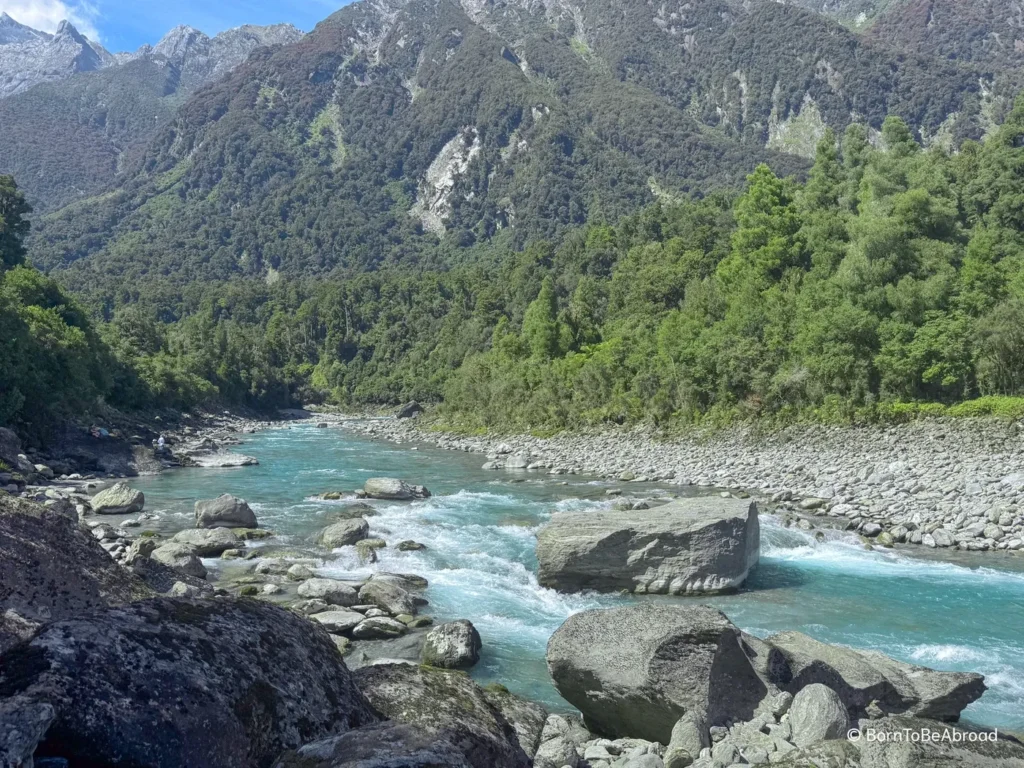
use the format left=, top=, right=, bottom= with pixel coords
left=27, top=0, right=1009, bottom=299
left=0, top=20, right=302, bottom=212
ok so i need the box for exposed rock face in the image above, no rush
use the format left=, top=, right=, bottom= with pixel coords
left=318, top=518, right=370, bottom=548
left=0, top=17, right=109, bottom=99
left=787, top=684, right=849, bottom=747
left=172, top=527, right=240, bottom=556
left=768, top=631, right=986, bottom=721
left=275, top=721, right=473, bottom=768
left=89, top=481, right=145, bottom=514
left=0, top=598, right=378, bottom=766
left=195, top=494, right=258, bottom=528
left=421, top=619, right=482, bottom=669
left=536, top=497, right=760, bottom=595
left=353, top=663, right=532, bottom=767
left=547, top=604, right=778, bottom=742
left=0, top=495, right=149, bottom=652
left=362, top=478, right=431, bottom=500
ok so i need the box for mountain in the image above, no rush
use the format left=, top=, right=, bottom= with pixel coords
left=0, top=18, right=304, bottom=212
left=0, top=15, right=111, bottom=98
left=26, top=0, right=1017, bottom=298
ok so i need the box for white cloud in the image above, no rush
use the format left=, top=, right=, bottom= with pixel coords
left=0, top=0, right=102, bottom=42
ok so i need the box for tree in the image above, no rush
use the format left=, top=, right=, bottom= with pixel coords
left=0, top=175, right=31, bottom=270
left=522, top=276, right=561, bottom=360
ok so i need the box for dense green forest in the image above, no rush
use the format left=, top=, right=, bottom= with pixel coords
left=8, top=94, right=1024, bottom=438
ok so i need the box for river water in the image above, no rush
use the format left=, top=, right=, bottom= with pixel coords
left=128, top=423, right=1024, bottom=731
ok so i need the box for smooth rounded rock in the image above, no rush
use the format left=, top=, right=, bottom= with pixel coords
left=788, top=684, right=850, bottom=747
left=194, top=494, right=257, bottom=529
left=421, top=619, right=482, bottom=670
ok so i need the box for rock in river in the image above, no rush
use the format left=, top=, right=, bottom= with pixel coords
left=421, top=619, right=483, bottom=670
left=0, top=597, right=378, bottom=766
left=171, top=527, right=241, bottom=556
left=318, top=518, right=370, bottom=548
left=536, top=497, right=760, bottom=595
left=90, top=481, right=145, bottom=514
left=195, top=493, right=258, bottom=529
left=150, top=543, right=209, bottom=580
left=362, top=477, right=431, bottom=501
left=297, top=578, right=359, bottom=606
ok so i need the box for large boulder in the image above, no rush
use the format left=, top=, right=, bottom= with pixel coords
left=397, top=401, right=424, bottom=419
left=363, top=478, right=430, bottom=501
left=172, top=527, right=241, bottom=556
left=150, top=543, right=209, bottom=579
left=318, top=518, right=370, bottom=548
left=482, top=687, right=548, bottom=760
left=788, top=684, right=849, bottom=747
left=536, top=497, right=760, bottom=595
left=768, top=631, right=985, bottom=721
left=421, top=619, right=483, bottom=670
left=547, top=604, right=779, bottom=743
left=89, top=481, right=145, bottom=514
left=275, top=722, right=473, bottom=768
left=0, top=495, right=150, bottom=653
left=195, top=494, right=258, bottom=529
left=0, top=598, right=378, bottom=767
left=297, top=578, right=359, bottom=606
left=0, top=427, right=23, bottom=468
left=358, top=577, right=419, bottom=616
left=353, top=663, right=532, bottom=767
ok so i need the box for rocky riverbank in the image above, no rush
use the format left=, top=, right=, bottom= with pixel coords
left=343, top=415, right=1024, bottom=555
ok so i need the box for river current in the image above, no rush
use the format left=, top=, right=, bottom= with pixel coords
left=128, top=423, right=1024, bottom=731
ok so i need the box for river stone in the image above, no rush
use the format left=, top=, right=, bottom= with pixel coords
left=421, top=619, right=483, bottom=670
left=663, top=711, right=709, bottom=768
left=359, top=578, right=418, bottom=616
left=171, top=527, right=240, bottom=556
left=0, top=495, right=150, bottom=653
left=318, top=518, right=370, bottom=548
left=788, top=684, right=849, bottom=747
left=189, top=452, right=259, bottom=468
left=195, top=494, right=258, bottom=529
left=536, top=497, right=760, bottom=595
left=0, top=598, right=377, bottom=766
left=768, top=630, right=985, bottom=721
left=333, top=502, right=378, bottom=519
left=312, top=610, right=366, bottom=634
left=150, top=543, right=208, bottom=580
left=90, top=482, right=145, bottom=514
left=297, top=578, right=359, bottom=606
left=276, top=721, right=473, bottom=768
left=547, top=604, right=779, bottom=743
left=353, top=663, right=532, bottom=767
left=352, top=616, right=408, bottom=639
left=363, top=477, right=431, bottom=500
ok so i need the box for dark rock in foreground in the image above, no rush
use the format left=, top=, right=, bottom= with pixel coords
left=0, top=494, right=150, bottom=653
left=274, top=721, right=473, bottom=768
left=353, top=663, right=532, bottom=768
left=0, top=597, right=377, bottom=767
left=536, top=497, right=760, bottom=595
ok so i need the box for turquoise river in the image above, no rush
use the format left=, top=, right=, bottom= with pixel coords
left=129, top=422, right=1024, bottom=731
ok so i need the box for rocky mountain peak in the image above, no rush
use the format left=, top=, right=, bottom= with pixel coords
left=153, top=24, right=209, bottom=60
left=0, top=12, right=50, bottom=45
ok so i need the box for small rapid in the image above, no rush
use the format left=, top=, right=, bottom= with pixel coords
left=130, top=424, right=1024, bottom=730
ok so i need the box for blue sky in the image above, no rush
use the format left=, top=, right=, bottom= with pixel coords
left=0, top=0, right=355, bottom=50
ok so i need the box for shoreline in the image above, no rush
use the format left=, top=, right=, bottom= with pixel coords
left=339, top=413, right=1024, bottom=556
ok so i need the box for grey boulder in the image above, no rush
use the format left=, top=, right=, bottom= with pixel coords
left=150, top=543, right=209, bottom=579
left=482, top=687, right=548, bottom=760
left=353, top=663, right=532, bottom=767
left=768, top=630, right=985, bottom=721
left=0, top=495, right=150, bottom=653
left=788, top=684, right=849, bottom=747
left=318, top=518, right=370, bottom=548
left=363, top=478, right=430, bottom=500
left=311, top=610, right=366, bottom=634
left=195, top=493, right=258, bottom=529
left=421, top=619, right=482, bottom=670
left=536, top=497, right=760, bottom=595
left=359, top=577, right=419, bottom=616
left=297, top=578, right=359, bottom=606
left=546, top=604, right=778, bottom=743
left=171, top=527, right=241, bottom=556
left=90, top=481, right=145, bottom=514
left=0, top=598, right=378, bottom=767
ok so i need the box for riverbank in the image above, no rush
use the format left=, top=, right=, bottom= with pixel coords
left=342, top=414, right=1024, bottom=555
